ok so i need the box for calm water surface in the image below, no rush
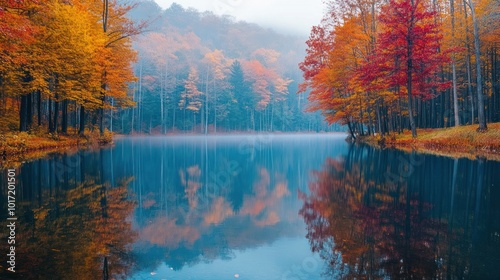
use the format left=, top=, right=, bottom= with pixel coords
left=0, top=134, right=499, bottom=279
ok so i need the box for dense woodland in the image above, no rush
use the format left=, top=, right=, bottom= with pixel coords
left=300, top=0, right=500, bottom=138
left=0, top=0, right=145, bottom=135
left=122, top=1, right=333, bottom=133
left=0, top=0, right=334, bottom=135
left=2, top=0, right=499, bottom=137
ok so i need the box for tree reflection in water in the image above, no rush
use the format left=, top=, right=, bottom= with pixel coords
left=300, top=145, right=500, bottom=279
left=0, top=178, right=136, bottom=279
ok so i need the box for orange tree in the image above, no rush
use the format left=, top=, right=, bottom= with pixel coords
left=358, top=0, right=451, bottom=138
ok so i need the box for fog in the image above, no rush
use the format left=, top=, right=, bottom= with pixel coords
left=154, top=0, right=325, bottom=35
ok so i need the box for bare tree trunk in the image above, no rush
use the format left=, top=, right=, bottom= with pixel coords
left=100, top=0, right=109, bottom=135
left=19, top=94, right=28, bottom=132
left=61, top=99, right=68, bottom=134
left=51, top=94, right=59, bottom=134
left=407, top=3, right=417, bottom=138
left=37, top=90, right=42, bottom=126
left=204, top=69, right=209, bottom=134
left=131, top=81, right=136, bottom=133
left=79, top=105, right=85, bottom=135
left=466, top=0, right=487, bottom=131
left=160, top=66, right=165, bottom=134
left=450, top=0, right=460, bottom=126
left=213, top=78, right=217, bottom=133
left=462, top=0, right=475, bottom=124
left=110, top=98, right=114, bottom=133
left=27, top=92, right=32, bottom=129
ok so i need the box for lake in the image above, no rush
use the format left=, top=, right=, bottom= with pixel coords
left=1, top=134, right=499, bottom=279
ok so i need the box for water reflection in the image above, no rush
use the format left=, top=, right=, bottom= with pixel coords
left=1, top=134, right=348, bottom=279
left=2, top=135, right=498, bottom=279
left=300, top=145, right=500, bottom=279
left=117, top=135, right=346, bottom=277
left=0, top=176, right=136, bottom=279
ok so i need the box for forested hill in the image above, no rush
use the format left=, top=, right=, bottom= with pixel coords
left=119, top=1, right=336, bottom=133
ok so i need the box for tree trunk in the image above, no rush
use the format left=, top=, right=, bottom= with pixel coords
left=51, top=97, right=59, bottom=134
left=27, top=92, right=33, bottom=129
left=160, top=70, right=165, bottom=134
left=204, top=69, right=209, bottom=134
left=467, top=0, right=487, bottom=131
left=347, top=120, right=356, bottom=140
left=213, top=78, right=217, bottom=133
left=37, top=90, right=42, bottom=126
left=376, top=100, right=383, bottom=135
left=48, top=99, right=53, bottom=133
left=131, top=80, right=136, bottom=133
left=99, top=88, right=106, bottom=134
left=79, top=105, right=86, bottom=135
left=19, top=94, right=28, bottom=132
left=462, top=0, right=475, bottom=124
left=407, top=0, right=417, bottom=138
left=450, top=0, right=460, bottom=126
left=61, top=100, right=68, bottom=134
left=110, top=98, right=114, bottom=132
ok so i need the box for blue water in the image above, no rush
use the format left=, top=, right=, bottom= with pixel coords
left=1, top=134, right=499, bottom=279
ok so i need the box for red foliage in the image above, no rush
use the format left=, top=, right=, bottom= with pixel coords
left=359, top=0, right=451, bottom=100
left=0, top=0, right=37, bottom=63
left=0, top=1, right=36, bottom=40
left=298, top=25, right=332, bottom=94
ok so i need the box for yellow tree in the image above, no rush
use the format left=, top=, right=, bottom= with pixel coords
left=179, top=67, right=203, bottom=130
left=202, top=49, right=232, bottom=133
left=80, top=0, right=143, bottom=134
left=39, top=0, right=105, bottom=133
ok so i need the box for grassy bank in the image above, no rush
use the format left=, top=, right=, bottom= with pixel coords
left=359, top=123, right=500, bottom=161
left=0, top=130, right=113, bottom=167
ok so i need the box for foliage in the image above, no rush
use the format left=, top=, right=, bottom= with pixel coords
left=0, top=0, right=142, bottom=136
left=120, top=1, right=331, bottom=133
left=299, top=0, right=500, bottom=138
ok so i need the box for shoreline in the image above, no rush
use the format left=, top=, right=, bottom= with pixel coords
left=2, top=124, right=499, bottom=166
left=0, top=131, right=344, bottom=166
left=0, top=131, right=113, bottom=167
left=357, top=123, right=500, bottom=162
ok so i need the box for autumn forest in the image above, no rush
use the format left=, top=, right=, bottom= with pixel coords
left=1, top=0, right=499, bottom=140
left=1, top=0, right=500, bottom=278
left=0, top=0, right=336, bottom=137
left=301, top=0, right=500, bottom=139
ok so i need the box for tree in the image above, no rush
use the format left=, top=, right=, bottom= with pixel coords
left=97, top=0, right=143, bottom=134
left=299, top=14, right=378, bottom=139
left=298, top=25, right=332, bottom=95
left=228, top=60, right=255, bottom=130
left=449, top=0, right=461, bottom=127
left=360, top=0, right=451, bottom=138
left=0, top=0, right=37, bottom=132
left=179, top=67, right=203, bottom=130
left=465, top=0, right=487, bottom=131
left=201, top=49, right=231, bottom=133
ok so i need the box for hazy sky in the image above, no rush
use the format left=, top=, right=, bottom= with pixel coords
left=153, top=0, right=325, bottom=36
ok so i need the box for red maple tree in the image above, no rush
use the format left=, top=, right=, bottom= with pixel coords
left=359, top=0, right=451, bottom=138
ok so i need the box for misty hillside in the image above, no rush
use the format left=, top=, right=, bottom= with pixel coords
left=128, top=1, right=307, bottom=67
left=117, top=0, right=335, bottom=133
